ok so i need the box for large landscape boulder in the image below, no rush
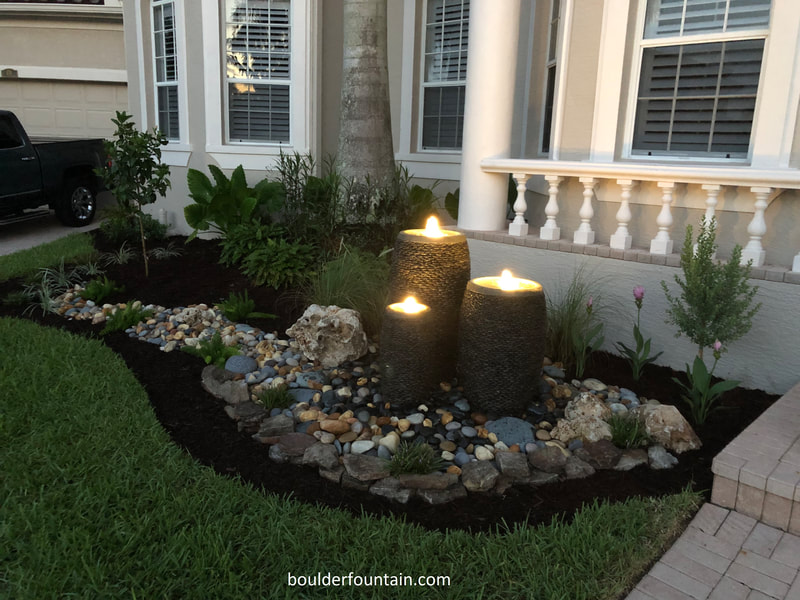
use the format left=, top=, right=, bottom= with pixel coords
left=286, top=305, right=369, bottom=368
left=632, top=404, right=701, bottom=454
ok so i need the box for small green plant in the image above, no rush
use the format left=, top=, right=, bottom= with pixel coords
left=97, top=111, right=171, bottom=277
left=608, top=413, right=650, bottom=449
left=615, top=285, right=663, bottom=381
left=218, top=290, right=276, bottom=323
left=101, top=300, right=153, bottom=335
left=673, top=340, right=739, bottom=425
left=240, top=237, right=316, bottom=288
left=387, top=441, right=445, bottom=476
left=99, top=208, right=169, bottom=246
left=21, top=279, right=61, bottom=317
left=571, top=296, right=605, bottom=379
left=184, top=165, right=284, bottom=240
left=82, top=276, right=124, bottom=303
left=101, top=241, right=138, bottom=266
left=219, top=221, right=287, bottom=267
left=180, top=331, right=241, bottom=368
left=255, top=385, right=294, bottom=410
left=302, top=245, right=390, bottom=337
left=147, top=241, right=184, bottom=260
left=662, top=218, right=761, bottom=359
left=37, top=258, right=87, bottom=292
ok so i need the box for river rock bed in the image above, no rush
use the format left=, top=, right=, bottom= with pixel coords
left=56, top=289, right=702, bottom=504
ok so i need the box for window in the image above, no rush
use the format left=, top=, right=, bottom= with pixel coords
left=541, top=0, right=560, bottom=154
left=225, top=0, right=291, bottom=144
left=632, top=0, right=771, bottom=158
left=421, top=0, right=469, bottom=151
left=152, top=0, right=180, bottom=140
left=0, top=115, right=23, bottom=150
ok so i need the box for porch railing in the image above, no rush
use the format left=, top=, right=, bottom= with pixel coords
left=480, top=158, right=800, bottom=274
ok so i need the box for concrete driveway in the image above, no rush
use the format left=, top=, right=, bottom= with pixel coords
left=0, top=192, right=112, bottom=256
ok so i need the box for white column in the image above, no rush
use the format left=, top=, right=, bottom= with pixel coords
left=508, top=173, right=530, bottom=236
left=650, top=181, right=675, bottom=255
left=540, top=175, right=562, bottom=241
left=573, top=177, right=596, bottom=245
left=741, top=187, right=772, bottom=267
left=457, top=0, right=522, bottom=231
left=701, top=184, right=721, bottom=225
left=609, top=179, right=635, bottom=250
left=793, top=253, right=800, bottom=272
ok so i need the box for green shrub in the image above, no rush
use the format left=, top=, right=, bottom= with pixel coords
left=99, top=210, right=169, bottom=246
left=240, top=237, right=315, bottom=289
left=662, top=218, right=760, bottom=359
left=255, top=385, right=293, bottom=410
left=100, top=241, right=138, bottom=266
left=218, top=221, right=287, bottom=267
left=185, top=165, right=284, bottom=240
left=180, top=331, right=240, bottom=368
left=302, top=246, right=390, bottom=337
left=218, top=290, right=276, bottom=323
left=608, top=413, right=650, bottom=449
left=82, top=276, right=124, bottom=303
left=147, top=241, right=184, bottom=260
left=388, top=441, right=445, bottom=476
left=101, top=300, right=153, bottom=335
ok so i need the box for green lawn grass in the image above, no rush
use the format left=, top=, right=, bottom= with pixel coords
left=0, top=232, right=96, bottom=282
left=0, top=316, right=700, bottom=599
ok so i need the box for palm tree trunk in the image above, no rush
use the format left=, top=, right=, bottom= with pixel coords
left=337, top=0, right=395, bottom=184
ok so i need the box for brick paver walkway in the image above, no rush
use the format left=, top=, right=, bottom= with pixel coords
left=626, top=382, right=800, bottom=600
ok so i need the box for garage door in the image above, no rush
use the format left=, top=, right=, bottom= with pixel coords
left=0, top=79, right=127, bottom=139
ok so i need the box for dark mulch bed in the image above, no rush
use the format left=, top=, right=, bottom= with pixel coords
left=1, top=232, right=779, bottom=533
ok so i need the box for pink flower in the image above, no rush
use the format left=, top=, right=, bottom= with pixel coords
left=713, top=340, right=722, bottom=352
left=587, top=296, right=593, bottom=308
left=633, top=285, right=645, bottom=301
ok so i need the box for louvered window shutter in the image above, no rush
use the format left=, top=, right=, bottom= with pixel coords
left=422, top=0, right=469, bottom=150
left=634, top=0, right=770, bottom=157
left=153, top=1, right=180, bottom=141
left=226, top=0, right=291, bottom=143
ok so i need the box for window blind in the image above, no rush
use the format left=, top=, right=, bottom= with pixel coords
left=229, top=83, right=290, bottom=142
left=644, top=0, right=770, bottom=38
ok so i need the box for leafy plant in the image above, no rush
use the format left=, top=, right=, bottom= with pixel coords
left=662, top=218, right=761, bottom=359
left=572, top=296, right=605, bottom=379
left=444, top=187, right=459, bottom=220
left=21, top=279, right=61, bottom=317
left=101, top=300, right=153, bottom=335
left=240, top=237, right=316, bottom=288
left=615, top=285, right=663, bottom=381
left=218, top=290, right=276, bottom=323
left=673, top=340, right=739, bottom=425
left=545, top=266, right=608, bottom=373
left=101, top=241, right=138, bottom=266
left=99, top=208, right=169, bottom=246
left=82, top=276, right=124, bottom=303
left=96, top=111, right=171, bottom=277
left=255, top=385, right=294, bottom=410
left=180, top=331, right=241, bottom=368
left=302, top=245, right=390, bottom=337
left=387, top=441, right=445, bottom=476
left=185, top=165, right=284, bottom=240
left=37, top=258, right=88, bottom=293
left=147, top=241, right=184, bottom=260
left=218, top=221, right=287, bottom=267
left=608, top=413, right=650, bottom=449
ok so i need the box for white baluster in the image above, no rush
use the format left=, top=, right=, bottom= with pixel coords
left=695, top=184, right=721, bottom=258
left=650, top=182, right=675, bottom=255
left=540, top=175, right=562, bottom=241
left=741, top=186, right=772, bottom=267
left=793, top=252, right=800, bottom=272
left=609, top=179, right=635, bottom=250
left=508, top=173, right=530, bottom=236
left=573, top=177, right=596, bottom=245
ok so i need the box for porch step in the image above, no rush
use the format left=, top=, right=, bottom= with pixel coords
left=711, top=382, right=800, bottom=533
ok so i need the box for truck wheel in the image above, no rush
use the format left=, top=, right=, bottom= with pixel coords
left=57, top=177, right=97, bottom=227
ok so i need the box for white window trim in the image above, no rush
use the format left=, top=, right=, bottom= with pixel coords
left=612, top=0, right=800, bottom=168
left=148, top=0, right=190, bottom=166
left=547, top=0, right=572, bottom=161
left=201, top=0, right=317, bottom=171
left=537, top=0, right=562, bottom=157
left=397, top=0, right=461, bottom=181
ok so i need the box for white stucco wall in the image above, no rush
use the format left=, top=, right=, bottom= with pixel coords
left=468, top=239, right=800, bottom=395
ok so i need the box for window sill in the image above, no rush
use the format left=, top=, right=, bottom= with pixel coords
left=395, top=152, right=462, bottom=180
left=205, top=144, right=298, bottom=171
left=162, top=144, right=192, bottom=167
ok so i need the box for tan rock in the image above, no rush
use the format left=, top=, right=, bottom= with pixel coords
left=565, top=393, right=612, bottom=421
left=320, top=419, right=351, bottom=436
left=446, top=465, right=462, bottom=476
left=551, top=416, right=612, bottom=444
left=397, top=419, right=411, bottom=433
left=286, top=304, right=368, bottom=368
left=632, top=404, right=701, bottom=454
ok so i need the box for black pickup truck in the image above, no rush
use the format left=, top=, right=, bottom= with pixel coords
left=0, top=110, right=105, bottom=226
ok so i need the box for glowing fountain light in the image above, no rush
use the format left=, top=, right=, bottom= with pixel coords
left=424, top=216, right=445, bottom=238
left=389, top=296, right=428, bottom=314
left=498, top=269, right=519, bottom=291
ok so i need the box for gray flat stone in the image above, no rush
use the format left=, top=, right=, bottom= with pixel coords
left=615, top=449, right=649, bottom=471
left=495, top=451, right=531, bottom=480
left=257, top=413, right=295, bottom=437
left=396, top=473, right=458, bottom=490
left=201, top=365, right=249, bottom=405
left=487, top=417, right=535, bottom=447
left=369, top=478, right=414, bottom=503
left=342, top=453, right=390, bottom=481
left=461, top=461, right=500, bottom=492
left=303, top=442, right=340, bottom=470
left=417, top=484, right=468, bottom=505
left=564, top=456, right=596, bottom=479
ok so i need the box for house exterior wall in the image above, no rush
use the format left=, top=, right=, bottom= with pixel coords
left=0, top=2, right=127, bottom=138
